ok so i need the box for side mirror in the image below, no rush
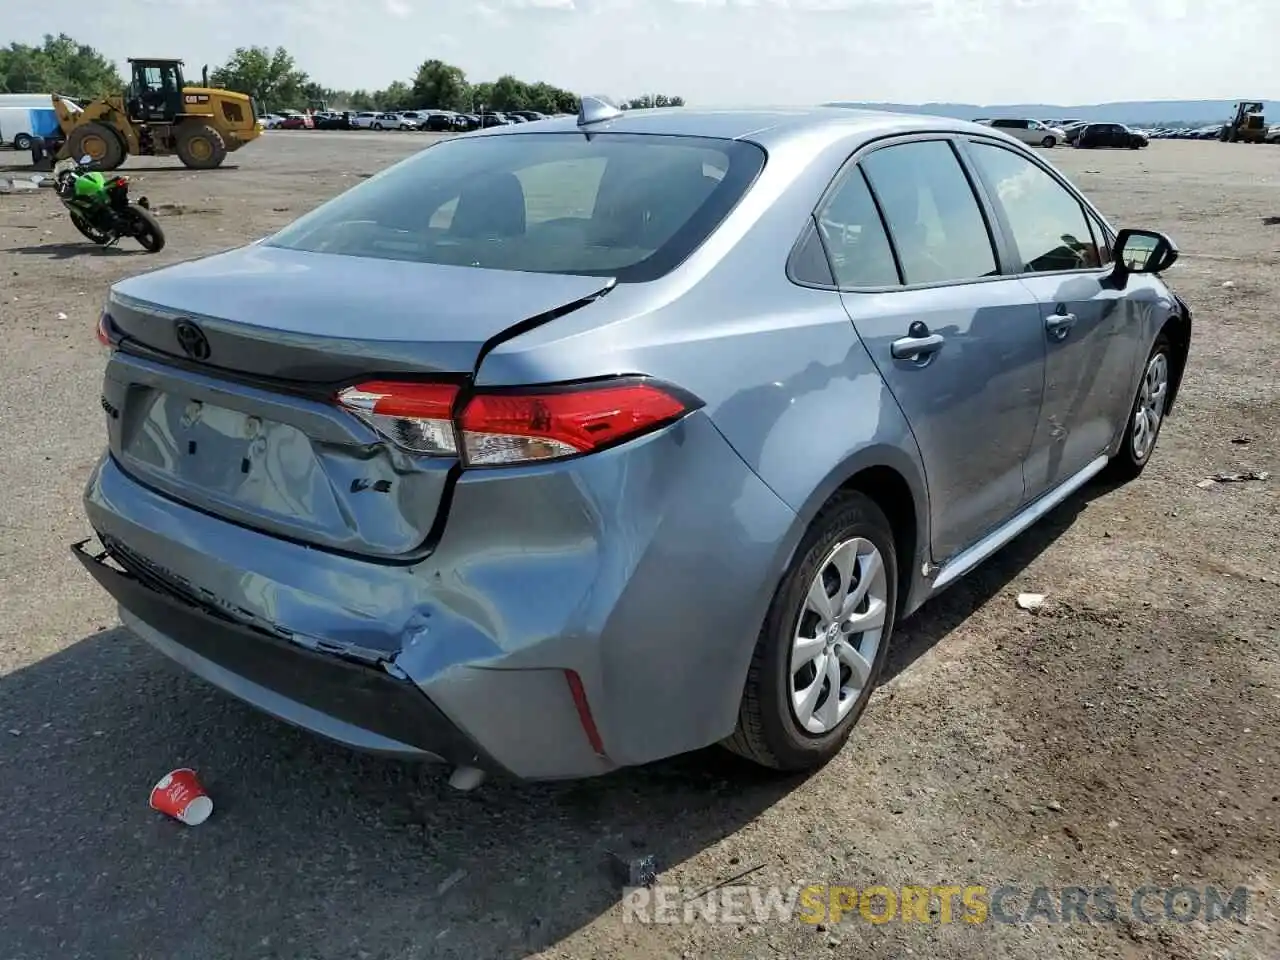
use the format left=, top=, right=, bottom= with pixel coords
left=1113, top=228, right=1178, bottom=274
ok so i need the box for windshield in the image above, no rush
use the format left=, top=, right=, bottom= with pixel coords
left=266, top=132, right=765, bottom=282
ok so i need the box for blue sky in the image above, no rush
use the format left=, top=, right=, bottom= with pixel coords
left=13, top=0, right=1279, bottom=104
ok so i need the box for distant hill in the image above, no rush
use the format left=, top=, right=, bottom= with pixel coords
left=823, top=100, right=1261, bottom=127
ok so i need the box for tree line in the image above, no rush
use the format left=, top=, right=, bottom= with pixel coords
left=0, top=36, right=685, bottom=116
left=212, top=48, right=685, bottom=116
left=0, top=35, right=121, bottom=98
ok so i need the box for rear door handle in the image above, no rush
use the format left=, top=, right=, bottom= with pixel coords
left=1046, top=312, right=1077, bottom=340
left=891, top=333, right=946, bottom=360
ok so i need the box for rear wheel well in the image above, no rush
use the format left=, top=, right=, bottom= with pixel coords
left=839, top=466, right=918, bottom=614
left=1161, top=309, right=1191, bottom=413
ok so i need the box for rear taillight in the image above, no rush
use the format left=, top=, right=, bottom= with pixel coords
left=96, top=311, right=114, bottom=348
left=336, top=378, right=696, bottom=467
left=336, top=380, right=460, bottom=456
left=459, top=382, right=691, bottom=465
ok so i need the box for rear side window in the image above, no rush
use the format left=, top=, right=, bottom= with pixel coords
left=814, top=167, right=899, bottom=287
left=966, top=141, right=1102, bottom=273
left=266, top=132, right=765, bottom=282
left=860, top=140, right=999, bottom=285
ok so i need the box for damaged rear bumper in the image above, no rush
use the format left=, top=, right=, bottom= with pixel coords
left=73, top=537, right=498, bottom=766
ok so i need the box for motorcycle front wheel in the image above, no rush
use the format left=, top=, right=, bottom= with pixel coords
left=69, top=211, right=113, bottom=246
left=126, top=205, right=166, bottom=253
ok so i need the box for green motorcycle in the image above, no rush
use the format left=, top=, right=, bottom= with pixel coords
left=53, top=155, right=165, bottom=253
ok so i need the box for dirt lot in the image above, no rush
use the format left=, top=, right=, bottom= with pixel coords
left=1, top=131, right=1277, bottom=960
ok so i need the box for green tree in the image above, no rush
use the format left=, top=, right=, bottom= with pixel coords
left=375, top=81, right=412, bottom=111
left=522, top=81, right=569, bottom=114
left=345, top=89, right=376, bottom=111
left=489, top=74, right=529, bottom=112
left=624, top=94, right=685, bottom=110
left=470, top=81, right=494, bottom=111
left=410, top=59, right=470, bottom=111
left=0, top=34, right=121, bottom=97
left=210, top=46, right=309, bottom=112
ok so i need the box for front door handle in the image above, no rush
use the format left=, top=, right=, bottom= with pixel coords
left=1046, top=312, right=1077, bottom=340
left=891, top=332, right=946, bottom=361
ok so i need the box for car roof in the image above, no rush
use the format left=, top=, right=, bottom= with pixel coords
left=466, top=105, right=992, bottom=149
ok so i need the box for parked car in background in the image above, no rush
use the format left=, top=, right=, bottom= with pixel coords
left=478, top=112, right=512, bottom=127
left=980, top=118, right=1068, bottom=147
left=1063, top=122, right=1090, bottom=145
left=1074, top=122, right=1148, bottom=149
left=416, top=111, right=459, bottom=132
left=79, top=105, right=1189, bottom=784
left=314, top=112, right=355, bottom=130
left=1265, top=123, right=1280, bottom=143
left=351, top=112, right=405, bottom=130
left=507, top=110, right=550, bottom=123
left=276, top=111, right=313, bottom=130
left=0, top=92, right=71, bottom=150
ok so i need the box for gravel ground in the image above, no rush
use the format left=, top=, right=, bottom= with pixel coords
left=0, top=132, right=1277, bottom=960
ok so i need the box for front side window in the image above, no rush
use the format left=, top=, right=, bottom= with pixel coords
left=860, top=140, right=998, bottom=285
left=966, top=141, right=1102, bottom=273
left=267, top=132, right=764, bottom=282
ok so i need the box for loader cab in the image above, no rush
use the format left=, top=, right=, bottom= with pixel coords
left=127, top=59, right=186, bottom=124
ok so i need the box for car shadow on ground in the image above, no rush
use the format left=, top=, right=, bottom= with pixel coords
left=0, top=480, right=1107, bottom=959
left=5, top=243, right=150, bottom=260
left=882, top=474, right=1115, bottom=682
left=0, top=628, right=801, bottom=958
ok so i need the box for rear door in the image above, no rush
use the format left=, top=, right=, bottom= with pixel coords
left=961, top=137, right=1137, bottom=499
left=828, top=137, right=1047, bottom=561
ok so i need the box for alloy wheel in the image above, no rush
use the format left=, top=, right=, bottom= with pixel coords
left=1131, top=351, right=1169, bottom=462
left=790, top=537, right=889, bottom=735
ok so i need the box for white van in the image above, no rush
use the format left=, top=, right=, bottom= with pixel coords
left=0, top=93, right=80, bottom=151
left=977, top=117, right=1069, bottom=148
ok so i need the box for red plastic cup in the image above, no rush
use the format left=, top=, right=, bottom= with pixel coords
left=149, top=768, right=213, bottom=826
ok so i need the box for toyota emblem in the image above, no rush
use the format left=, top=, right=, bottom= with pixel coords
left=174, top=319, right=211, bottom=361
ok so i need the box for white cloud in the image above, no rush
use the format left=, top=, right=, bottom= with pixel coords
left=6, top=0, right=1279, bottom=106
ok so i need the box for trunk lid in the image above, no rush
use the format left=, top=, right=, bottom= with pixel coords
left=103, top=243, right=613, bottom=559
left=108, top=243, right=613, bottom=381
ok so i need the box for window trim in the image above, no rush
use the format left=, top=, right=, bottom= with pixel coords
left=955, top=135, right=1117, bottom=281
left=789, top=132, right=1012, bottom=294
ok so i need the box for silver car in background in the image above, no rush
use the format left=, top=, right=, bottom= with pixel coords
left=980, top=117, right=1069, bottom=148
left=77, top=103, right=1190, bottom=783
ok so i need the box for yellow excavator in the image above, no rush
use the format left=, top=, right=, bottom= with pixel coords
left=51, top=58, right=260, bottom=171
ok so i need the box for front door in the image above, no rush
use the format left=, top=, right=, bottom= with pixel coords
left=962, top=138, right=1138, bottom=498
left=822, top=138, right=1046, bottom=561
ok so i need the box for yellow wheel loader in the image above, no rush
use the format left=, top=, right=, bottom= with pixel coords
left=52, top=58, right=260, bottom=171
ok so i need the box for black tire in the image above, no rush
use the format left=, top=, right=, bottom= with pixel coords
left=723, top=491, right=898, bottom=772
left=14, top=133, right=33, bottom=151
left=1041, top=136, right=1056, bottom=148
left=373, top=122, right=383, bottom=131
left=1103, top=334, right=1172, bottom=484
left=126, top=205, right=165, bottom=252
left=68, top=210, right=112, bottom=245
left=174, top=122, right=228, bottom=170
left=66, top=122, right=125, bottom=171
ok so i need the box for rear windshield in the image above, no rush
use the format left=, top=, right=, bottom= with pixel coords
left=265, top=132, right=765, bottom=282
